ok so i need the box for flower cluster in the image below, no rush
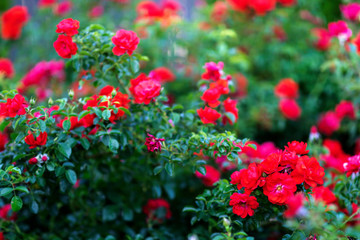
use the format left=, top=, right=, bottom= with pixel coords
left=28, top=153, right=49, bottom=166
left=24, top=131, right=48, bottom=149
left=53, top=18, right=79, bottom=58
left=274, top=78, right=301, bottom=120
left=197, top=62, right=238, bottom=125
left=0, top=94, right=28, bottom=118
left=230, top=141, right=324, bottom=218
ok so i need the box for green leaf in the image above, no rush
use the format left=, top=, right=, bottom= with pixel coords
left=109, top=138, right=119, bottom=152
left=11, top=196, right=23, bottom=211
left=165, top=163, right=174, bottom=176
left=182, top=207, right=198, bottom=212
left=14, top=186, right=29, bottom=194
left=80, top=138, right=90, bottom=150
left=153, top=166, right=163, bottom=175
left=0, top=188, right=13, bottom=196
left=197, top=166, right=206, bottom=176
left=63, top=119, right=71, bottom=131
left=65, top=169, right=77, bottom=185
left=224, top=112, right=236, bottom=124
left=102, top=110, right=111, bottom=120
left=102, top=206, right=117, bottom=222
left=58, top=143, right=72, bottom=159
left=118, top=107, right=131, bottom=116
left=31, top=200, right=39, bottom=214
left=105, top=236, right=116, bottom=240
left=122, top=208, right=133, bottom=221
left=0, top=120, right=10, bottom=132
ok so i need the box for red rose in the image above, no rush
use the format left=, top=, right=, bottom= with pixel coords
left=312, top=28, right=331, bottom=51
left=222, top=97, right=238, bottom=125
left=274, top=78, right=298, bottom=99
left=0, top=204, right=17, bottom=221
left=328, top=20, right=352, bottom=40
left=195, top=165, right=221, bottom=187
left=197, top=107, right=221, bottom=125
left=263, top=172, right=297, bottom=205
left=143, top=198, right=171, bottom=223
left=260, top=151, right=282, bottom=174
left=28, top=157, right=38, bottom=165
left=0, top=94, right=28, bottom=118
left=53, top=35, right=77, bottom=59
left=56, top=18, right=80, bottom=36
left=226, top=0, right=248, bottom=12
left=0, top=132, right=8, bottom=152
left=53, top=0, right=72, bottom=16
left=201, top=62, right=224, bottom=81
left=335, top=100, right=356, bottom=120
left=248, top=0, right=276, bottom=15
left=229, top=193, right=259, bottom=218
left=284, top=193, right=304, bottom=218
left=279, top=99, right=302, bottom=120
left=1, top=6, right=29, bottom=40
left=279, top=150, right=299, bottom=169
left=210, top=79, right=229, bottom=95
left=230, top=163, right=265, bottom=194
left=38, top=0, right=57, bottom=8
left=88, top=5, right=104, bottom=19
left=145, top=133, right=165, bottom=152
left=24, top=131, right=48, bottom=149
left=129, top=73, right=161, bottom=104
left=291, top=156, right=324, bottom=188
left=317, top=111, right=341, bottom=136
left=112, top=29, right=140, bottom=56
left=201, top=88, right=221, bottom=108
left=311, top=186, right=337, bottom=205
left=285, top=141, right=309, bottom=155
left=343, top=155, right=360, bottom=177
left=0, top=58, right=15, bottom=78
left=149, top=67, right=175, bottom=83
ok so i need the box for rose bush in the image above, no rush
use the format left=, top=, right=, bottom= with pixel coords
left=0, top=0, right=359, bottom=239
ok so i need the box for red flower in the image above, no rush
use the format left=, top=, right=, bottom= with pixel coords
left=328, top=20, right=352, bottom=40
left=145, top=133, right=165, bottom=152
left=226, top=0, right=248, bottom=12
left=222, top=98, right=239, bottom=125
left=38, top=0, right=57, bottom=8
left=312, top=28, right=331, bottom=51
left=28, top=157, right=38, bottom=165
left=0, top=204, right=17, bottom=221
left=323, top=139, right=346, bottom=158
left=211, top=1, right=228, bottom=22
left=112, top=29, right=140, bottom=56
left=279, top=99, right=301, bottom=120
left=280, top=150, right=299, bottom=169
left=340, top=3, right=360, bottom=21
left=56, top=18, right=80, bottom=36
left=248, top=0, right=276, bottom=15
left=335, top=100, right=356, bottom=120
left=201, top=88, right=221, bottom=108
left=215, top=155, right=237, bottom=172
left=24, top=131, right=48, bottom=149
left=311, top=186, right=337, bottom=205
left=278, top=0, right=296, bottom=7
left=317, top=111, right=340, bottom=136
left=210, top=79, right=229, bottom=95
left=260, top=151, right=282, bottom=174
left=1, top=6, right=29, bottom=40
left=0, top=132, right=8, bottom=152
left=343, top=155, right=360, bottom=177
left=291, top=156, right=324, bottom=188
left=53, top=35, right=77, bottom=59
left=274, top=78, right=298, bottom=99
left=197, top=107, right=221, bottom=125
left=0, top=58, right=14, bottom=78
left=143, top=198, right=171, bottom=223
left=53, top=0, right=72, bottom=16
left=0, top=94, right=28, bottom=118
left=129, top=73, right=161, bottom=104
left=149, top=67, right=175, bottom=83
left=230, top=163, right=265, bottom=194
left=263, top=172, right=297, bottom=205
left=201, top=62, right=224, bottom=81
left=285, top=141, right=309, bottom=155
left=136, top=1, right=162, bottom=19
left=195, top=165, right=221, bottom=187
left=57, top=116, right=80, bottom=130
left=229, top=193, right=259, bottom=218
left=284, top=193, right=304, bottom=218
left=88, top=5, right=104, bottom=18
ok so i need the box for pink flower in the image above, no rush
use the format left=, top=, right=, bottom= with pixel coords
left=89, top=5, right=104, bottom=18
left=317, top=111, right=341, bottom=136
left=201, top=62, right=224, bottom=81
left=335, top=100, right=356, bottom=120
left=284, top=193, right=304, bottom=218
left=112, top=29, right=140, bottom=56
left=340, top=3, right=360, bottom=21
left=343, top=155, right=360, bottom=177
left=279, top=99, right=302, bottom=120
left=55, top=18, right=80, bottom=36
left=53, top=0, right=72, bottom=16
left=328, top=20, right=352, bottom=41
left=145, top=133, right=165, bottom=152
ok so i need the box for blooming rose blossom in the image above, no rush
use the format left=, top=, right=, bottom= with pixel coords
left=230, top=163, right=265, bottom=194
left=56, top=18, right=80, bottom=36
left=279, top=99, right=302, bottom=120
left=112, top=29, right=140, bottom=56
left=0, top=94, right=28, bottom=118
left=311, top=186, right=337, bottom=205
left=263, top=172, right=297, bottom=205
left=143, top=198, right=171, bottom=223
left=229, top=193, right=259, bottom=218
left=129, top=73, right=161, bottom=104
left=291, top=156, right=324, bottom=188
left=317, top=111, right=341, bottom=136
left=195, top=165, right=221, bottom=186
left=260, top=151, right=282, bottom=174
left=24, top=131, right=48, bottom=149
left=312, top=28, right=331, bottom=51
left=274, top=78, right=299, bottom=99
left=340, top=3, right=360, bottom=21
left=53, top=35, right=78, bottom=58
left=248, top=0, right=276, bottom=16
left=53, top=0, right=72, bottom=16
left=149, top=67, right=175, bottom=83
left=343, top=155, right=360, bottom=177
left=335, top=100, right=356, bottom=120
left=0, top=58, right=14, bottom=78
left=0, top=204, right=17, bottom=221
left=29, top=157, right=38, bottom=165
left=222, top=98, right=239, bottom=125
left=145, top=133, right=165, bottom=152
left=89, top=5, right=104, bottom=18
left=285, top=141, right=309, bottom=155
left=328, top=20, right=352, bottom=42
left=1, top=6, right=29, bottom=40
left=197, top=107, right=221, bottom=125
left=226, top=0, right=248, bottom=12
left=284, top=193, right=305, bottom=218
left=201, top=62, right=224, bottom=81
left=201, top=88, right=221, bottom=108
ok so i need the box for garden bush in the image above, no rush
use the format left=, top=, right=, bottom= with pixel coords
left=0, top=0, right=359, bottom=239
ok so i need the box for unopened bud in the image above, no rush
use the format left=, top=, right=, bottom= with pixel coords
left=30, top=98, right=36, bottom=105
left=48, top=97, right=54, bottom=106
left=68, top=89, right=74, bottom=99
left=29, top=157, right=38, bottom=165
left=223, top=218, right=231, bottom=227
left=111, top=89, right=117, bottom=97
